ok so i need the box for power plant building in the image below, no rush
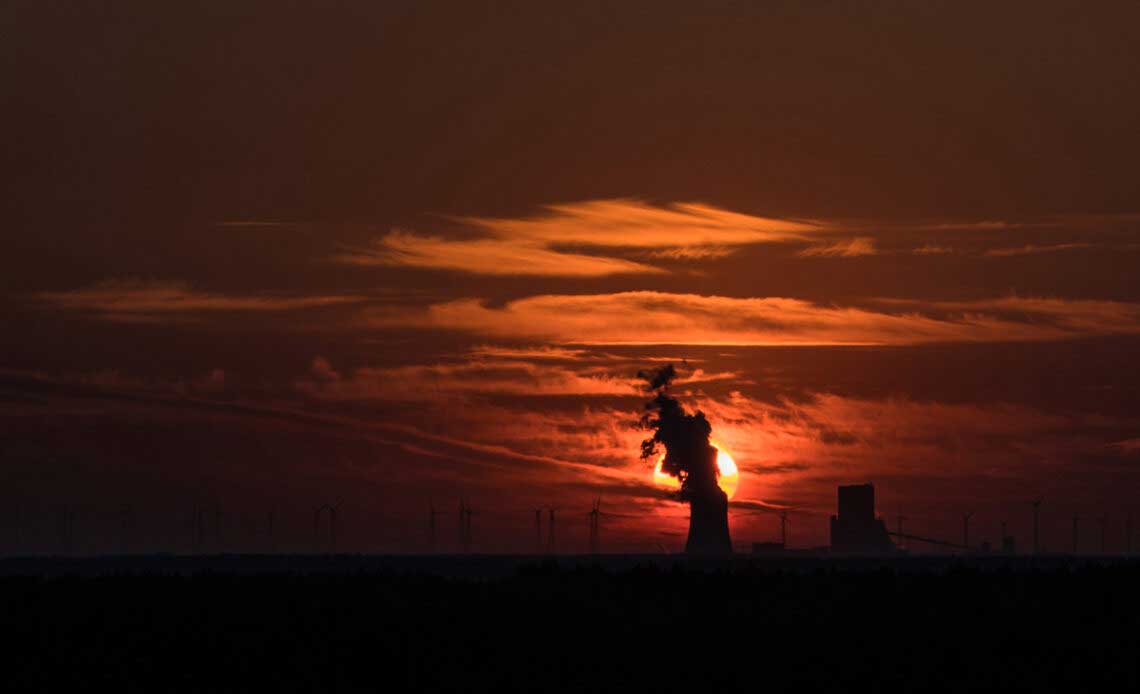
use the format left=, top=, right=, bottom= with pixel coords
left=830, top=483, right=895, bottom=554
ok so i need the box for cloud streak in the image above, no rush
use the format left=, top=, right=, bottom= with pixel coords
left=797, top=237, right=877, bottom=257
left=983, top=243, right=1092, bottom=257
left=38, top=280, right=365, bottom=322
left=367, top=292, right=1140, bottom=346
left=332, top=201, right=1137, bottom=276
left=458, top=199, right=821, bottom=247
left=336, top=229, right=663, bottom=276
left=336, top=199, right=824, bottom=276
left=294, top=356, right=738, bottom=401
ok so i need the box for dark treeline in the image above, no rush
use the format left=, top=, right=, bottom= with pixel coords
left=1, top=559, right=1138, bottom=691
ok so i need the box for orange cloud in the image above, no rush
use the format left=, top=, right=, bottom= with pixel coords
left=295, top=356, right=738, bottom=401
left=797, top=237, right=877, bottom=257
left=466, top=345, right=597, bottom=361
left=367, top=292, right=1140, bottom=346
left=913, top=244, right=955, bottom=255
left=459, top=199, right=820, bottom=247
left=645, top=246, right=735, bottom=260
left=336, top=199, right=824, bottom=276
left=336, top=230, right=663, bottom=276
left=39, top=280, right=365, bottom=321
left=983, top=243, right=1092, bottom=257
left=919, top=220, right=1025, bottom=231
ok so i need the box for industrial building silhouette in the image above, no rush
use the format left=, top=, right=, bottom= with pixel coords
left=829, top=483, right=895, bottom=554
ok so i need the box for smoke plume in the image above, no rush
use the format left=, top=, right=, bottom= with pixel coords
left=637, top=364, right=720, bottom=501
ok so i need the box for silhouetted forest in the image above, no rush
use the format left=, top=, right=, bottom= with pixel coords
left=2, top=557, right=1138, bottom=691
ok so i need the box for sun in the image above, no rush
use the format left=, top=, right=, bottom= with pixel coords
left=652, top=442, right=740, bottom=499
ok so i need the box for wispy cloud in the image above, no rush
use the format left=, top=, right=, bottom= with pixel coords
left=1107, top=438, right=1140, bottom=456
left=38, top=280, right=365, bottom=322
left=912, top=244, right=955, bottom=255
left=294, top=355, right=737, bottom=401
left=367, top=292, right=1140, bottom=346
left=330, top=202, right=1134, bottom=275
left=335, top=229, right=663, bottom=276
left=466, top=345, right=597, bottom=361
left=335, top=199, right=824, bottom=276
left=215, top=221, right=298, bottom=227
left=295, top=357, right=642, bottom=400
left=983, top=243, right=1092, bottom=257
left=458, top=199, right=820, bottom=247
left=686, top=390, right=1128, bottom=517
left=797, top=237, right=876, bottom=257
left=645, top=245, right=735, bottom=260
left=918, top=220, right=1026, bottom=231
left=466, top=345, right=701, bottom=364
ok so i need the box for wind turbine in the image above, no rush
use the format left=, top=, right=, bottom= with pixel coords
left=588, top=499, right=603, bottom=554
left=780, top=510, right=790, bottom=548
left=457, top=499, right=474, bottom=552
left=1072, top=513, right=1080, bottom=554
left=547, top=506, right=558, bottom=553
left=533, top=507, right=545, bottom=554
left=314, top=502, right=339, bottom=554
left=962, top=512, right=974, bottom=551
left=1099, top=513, right=1108, bottom=554
left=586, top=501, right=643, bottom=554
left=1030, top=499, right=1043, bottom=555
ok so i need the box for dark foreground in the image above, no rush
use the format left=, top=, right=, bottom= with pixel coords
left=1, top=554, right=1137, bottom=692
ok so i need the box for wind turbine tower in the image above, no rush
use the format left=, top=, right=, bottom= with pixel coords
left=457, top=500, right=474, bottom=552
left=1030, top=499, right=1042, bottom=555
left=588, top=499, right=601, bottom=554
left=999, top=519, right=1014, bottom=554
left=428, top=501, right=443, bottom=552
left=465, top=503, right=474, bottom=551
left=314, top=503, right=339, bottom=553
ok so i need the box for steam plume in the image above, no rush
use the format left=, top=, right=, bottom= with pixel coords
left=637, top=364, right=732, bottom=554
left=637, top=364, right=719, bottom=499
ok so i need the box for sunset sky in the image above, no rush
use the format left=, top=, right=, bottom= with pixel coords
left=4, top=1, right=1140, bottom=553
